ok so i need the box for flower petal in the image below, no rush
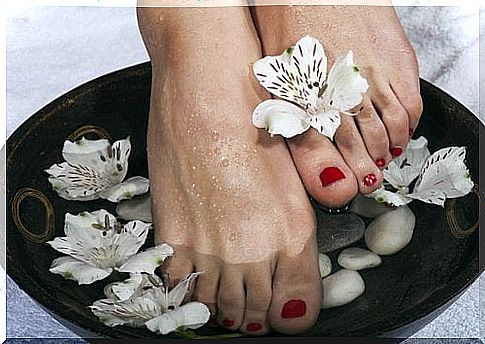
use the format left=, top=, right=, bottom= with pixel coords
left=111, top=220, right=151, bottom=265
left=367, top=187, right=412, bottom=207
left=384, top=136, right=431, bottom=189
left=118, top=244, right=174, bottom=274
left=290, top=35, right=328, bottom=95
left=108, top=137, right=131, bottom=182
left=407, top=146, right=474, bottom=206
left=104, top=274, right=145, bottom=301
left=46, top=163, right=110, bottom=201
left=252, top=99, right=310, bottom=138
left=62, top=137, right=111, bottom=170
left=116, top=194, right=153, bottom=222
left=49, top=256, right=112, bottom=285
left=322, top=50, right=369, bottom=111
left=90, top=296, right=160, bottom=327
left=100, top=176, right=150, bottom=202
left=145, top=302, right=210, bottom=335
left=309, top=109, right=341, bottom=140
left=253, top=41, right=321, bottom=110
left=168, top=272, right=203, bottom=309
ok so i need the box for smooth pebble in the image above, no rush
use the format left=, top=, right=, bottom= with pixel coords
left=116, top=194, right=152, bottom=222
left=321, top=269, right=365, bottom=309
left=365, top=205, right=416, bottom=255
left=316, top=212, right=365, bottom=253
left=349, top=194, right=394, bottom=218
left=337, top=247, right=381, bottom=270
left=318, top=253, right=332, bottom=278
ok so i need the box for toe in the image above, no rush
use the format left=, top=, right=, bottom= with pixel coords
left=390, top=78, right=423, bottom=134
left=193, top=259, right=221, bottom=320
left=354, top=98, right=392, bottom=169
left=288, top=130, right=358, bottom=208
left=370, top=85, right=410, bottom=158
left=217, top=266, right=246, bottom=331
left=268, top=239, right=322, bottom=334
left=240, top=264, right=273, bottom=335
left=334, top=115, right=384, bottom=194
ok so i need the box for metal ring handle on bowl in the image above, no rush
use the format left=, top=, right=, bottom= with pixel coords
left=11, top=187, right=55, bottom=243
left=445, top=183, right=481, bottom=239
left=67, top=125, right=112, bottom=142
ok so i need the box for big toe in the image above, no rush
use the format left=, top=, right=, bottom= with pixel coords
left=288, top=129, right=358, bottom=209
left=267, top=239, right=322, bottom=334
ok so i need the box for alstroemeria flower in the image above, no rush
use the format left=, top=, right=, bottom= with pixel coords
left=91, top=272, right=210, bottom=335
left=47, top=209, right=173, bottom=284
left=46, top=137, right=149, bottom=202
left=369, top=137, right=474, bottom=207
left=252, top=35, right=369, bottom=140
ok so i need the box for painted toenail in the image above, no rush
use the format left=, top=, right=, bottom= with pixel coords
left=246, top=323, right=262, bottom=332
left=223, top=319, right=235, bottom=327
left=375, top=159, right=386, bottom=168
left=281, top=299, right=307, bottom=318
left=363, top=174, right=377, bottom=187
left=319, top=167, right=346, bottom=187
left=390, top=147, right=403, bottom=157
left=409, top=128, right=414, bottom=137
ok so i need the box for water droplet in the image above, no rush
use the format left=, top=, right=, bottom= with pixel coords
left=221, top=157, right=229, bottom=167
left=242, top=144, right=247, bottom=149
left=211, top=175, right=216, bottom=180
left=199, top=201, right=204, bottom=206
left=255, top=167, right=259, bottom=172
left=217, top=186, right=223, bottom=191
left=192, top=166, right=196, bottom=170
left=191, top=183, right=196, bottom=189
left=192, top=146, right=197, bottom=151
left=212, top=203, right=217, bottom=208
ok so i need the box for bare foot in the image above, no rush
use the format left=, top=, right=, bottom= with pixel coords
left=251, top=4, right=423, bottom=208
left=137, top=6, right=322, bottom=335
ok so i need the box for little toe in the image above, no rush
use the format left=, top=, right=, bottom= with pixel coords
left=268, top=239, right=322, bottom=334
left=288, top=130, right=358, bottom=209
left=192, top=259, right=221, bottom=319
left=354, top=98, right=392, bottom=169
left=334, top=115, right=384, bottom=194
left=370, top=85, right=410, bottom=158
left=217, top=266, right=246, bottom=331
left=240, top=264, right=273, bottom=335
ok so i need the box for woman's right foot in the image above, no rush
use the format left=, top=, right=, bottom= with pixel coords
left=138, top=6, right=322, bottom=335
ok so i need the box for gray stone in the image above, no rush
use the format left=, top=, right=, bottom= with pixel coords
left=116, top=194, right=152, bottom=222
left=337, top=247, right=382, bottom=270
left=349, top=194, right=394, bottom=218
left=321, top=269, right=365, bottom=309
left=318, top=253, right=332, bottom=278
left=365, top=205, right=416, bottom=255
left=316, top=212, right=365, bottom=253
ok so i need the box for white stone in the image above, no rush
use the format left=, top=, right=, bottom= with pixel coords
left=365, top=205, right=416, bottom=255
left=349, top=194, right=394, bottom=218
left=321, top=269, right=365, bottom=309
left=318, top=253, right=332, bottom=278
left=116, top=194, right=152, bottom=222
left=337, top=248, right=382, bottom=270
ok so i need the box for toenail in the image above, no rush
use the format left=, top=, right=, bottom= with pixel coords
left=390, top=147, right=403, bottom=157
left=319, top=167, right=346, bottom=187
left=409, top=128, right=414, bottom=137
left=281, top=299, right=307, bottom=318
left=363, top=174, right=377, bottom=187
left=246, top=323, right=262, bottom=332
left=223, top=318, right=235, bottom=327
left=375, top=159, right=386, bottom=168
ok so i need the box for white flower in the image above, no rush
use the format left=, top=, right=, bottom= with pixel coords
left=91, top=272, right=210, bottom=335
left=252, top=35, right=369, bottom=140
left=47, top=209, right=173, bottom=284
left=46, top=137, right=149, bottom=202
left=369, top=137, right=474, bottom=207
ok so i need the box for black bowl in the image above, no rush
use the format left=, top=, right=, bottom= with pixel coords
left=6, top=62, right=482, bottom=339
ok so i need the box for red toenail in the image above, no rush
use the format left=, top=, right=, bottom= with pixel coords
left=223, top=319, right=235, bottom=327
left=281, top=299, right=307, bottom=318
left=246, top=323, right=262, bottom=332
left=375, top=159, right=386, bottom=168
left=409, top=128, right=414, bottom=137
left=319, top=167, right=346, bottom=187
left=390, top=147, right=403, bottom=157
left=363, top=174, right=377, bottom=187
